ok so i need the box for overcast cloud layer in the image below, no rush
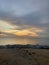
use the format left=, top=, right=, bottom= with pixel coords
left=0, top=0, right=49, bottom=45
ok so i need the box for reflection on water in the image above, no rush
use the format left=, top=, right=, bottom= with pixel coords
left=0, top=37, right=49, bottom=45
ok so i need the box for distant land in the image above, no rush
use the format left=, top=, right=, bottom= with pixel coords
left=0, top=44, right=49, bottom=49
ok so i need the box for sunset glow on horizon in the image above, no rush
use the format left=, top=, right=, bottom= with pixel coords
left=0, top=20, right=43, bottom=37
left=0, top=0, right=49, bottom=45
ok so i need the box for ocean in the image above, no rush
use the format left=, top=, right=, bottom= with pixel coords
left=0, top=37, right=49, bottom=45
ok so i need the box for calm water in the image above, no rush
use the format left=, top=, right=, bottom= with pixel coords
left=0, top=37, right=49, bottom=45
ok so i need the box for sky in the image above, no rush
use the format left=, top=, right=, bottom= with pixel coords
left=0, top=0, right=49, bottom=45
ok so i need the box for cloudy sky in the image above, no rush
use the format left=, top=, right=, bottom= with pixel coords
left=0, top=0, right=49, bottom=45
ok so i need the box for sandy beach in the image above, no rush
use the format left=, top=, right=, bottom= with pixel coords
left=0, top=48, right=49, bottom=65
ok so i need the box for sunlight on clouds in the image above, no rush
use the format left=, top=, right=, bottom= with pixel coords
left=0, top=20, right=44, bottom=37
left=2, top=29, right=39, bottom=37
left=3, top=30, right=18, bottom=34
left=14, top=27, right=43, bottom=37
left=15, top=27, right=43, bottom=37
left=14, top=29, right=38, bottom=37
left=0, top=20, right=18, bottom=30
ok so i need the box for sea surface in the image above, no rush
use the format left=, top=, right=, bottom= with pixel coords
left=0, top=37, right=49, bottom=45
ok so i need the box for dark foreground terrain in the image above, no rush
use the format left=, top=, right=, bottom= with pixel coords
left=0, top=48, right=49, bottom=65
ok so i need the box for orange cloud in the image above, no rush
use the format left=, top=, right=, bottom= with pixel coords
left=1, top=29, right=38, bottom=37
left=0, top=20, right=43, bottom=37
left=14, top=29, right=38, bottom=37
left=14, top=27, right=43, bottom=37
